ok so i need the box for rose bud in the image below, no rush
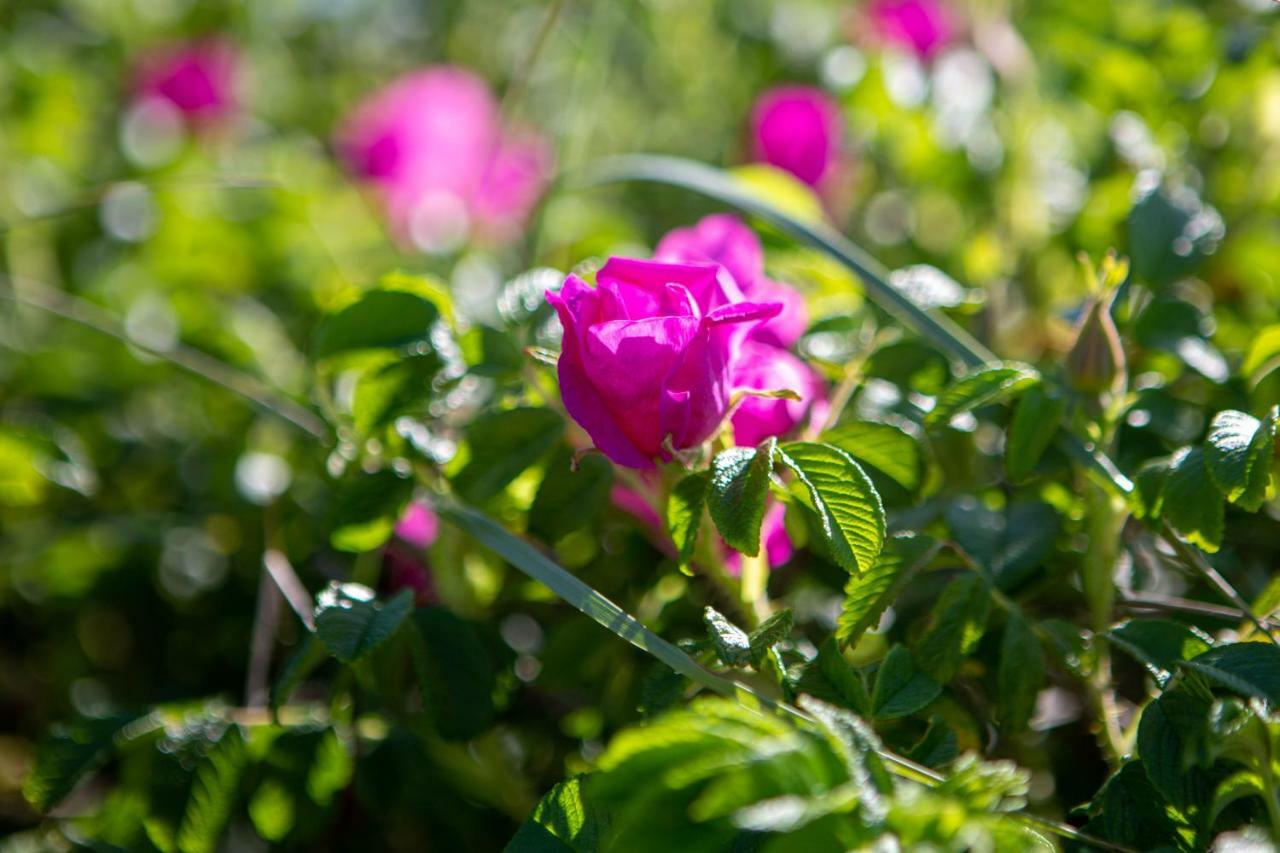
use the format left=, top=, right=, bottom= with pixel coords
left=656, top=214, right=809, bottom=348
left=546, top=258, right=781, bottom=468
left=730, top=341, right=827, bottom=448
left=750, top=87, right=842, bottom=189
left=1065, top=289, right=1126, bottom=397
left=867, top=0, right=954, bottom=59
left=132, top=37, right=240, bottom=126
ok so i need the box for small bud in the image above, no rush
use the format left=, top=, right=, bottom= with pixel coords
left=1065, top=254, right=1128, bottom=398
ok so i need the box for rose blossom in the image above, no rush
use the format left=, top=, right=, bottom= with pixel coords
left=336, top=66, right=553, bottom=250
left=132, top=38, right=239, bottom=125
left=546, top=258, right=780, bottom=468
left=730, top=341, right=827, bottom=448
left=750, top=86, right=842, bottom=188
left=867, top=0, right=953, bottom=59
left=394, top=500, right=439, bottom=550
left=656, top=213, right=808, bottom=348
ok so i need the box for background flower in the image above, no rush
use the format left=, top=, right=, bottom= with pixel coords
left=132, top=38, right=239, bottom=125
left=749, top=87, right=842, bottom=188
left=867, top=0, right=953, bottom=59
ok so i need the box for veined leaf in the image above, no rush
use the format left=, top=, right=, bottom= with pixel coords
left=946, top=500, right=1060, bottom=591
left=453, top=407, right=564, bottom=503
left=506, top=776, right=606, bottom=853
left=795, top=639, right=871, bottom=716
left=707, top=440, right=775, bottom=557
left=820, top=420, right=923, bottom=493
left=1006, top=388, right=1065, bottom=482
left=1243, top=325, right=1280, bottom=385
left=997, top=612, right=1044, bottom=732
left=776, top=441, right=885, bottom=576
left=1130, top=457, right=1171, bottom=520
left=1135, top=685, right=1215, bottom=812
left=529, top=448, right=614, bottom=542
left=1162, top=446, right=1225, bottom=552
left=872, top=645, right=941, bottom=720
left=913, top=574, right=991, bottom=683
left=1181, top=643, right=1280, bottom=705
left=1204, top=408, right=1278, bottom=512
left=313, top=583, right=413, bottom=664
left=328, top=470, right=414, bottom=553
left=837, top=534, right=939, bottom=649
left=925, top=363, right=1040, bottom=430
left=313, top=290, right=440, bottom=359
left=666, top=472, right=709, bottom=570
left=703, top=607, right=752, bottom=668
left=410, top=606, right=496, bottom=740
left=177, top=725, right=249, bottom=853
left=748, top=609, right=794, bottom=662
left=23, top=715, right=145, bottom=812
left=1107, top=619, right=1212, bottom=686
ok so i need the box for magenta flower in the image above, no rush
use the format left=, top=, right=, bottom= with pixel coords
left=133, top=38, right=239, bottom=124
left=868, top=0, right=953, bottom=59
left=336, top=66, right=553, bottom=250
left=726, top=501, right=794, bottom=574
left=750, top=87, right=842, bottom=188
left=656, top=214, right=809, bottom=348
left=730, top=341, right=827, bottom=448
left=395, top=501, right=439, bottom=550
left=547, top=258, right=780, bottom=468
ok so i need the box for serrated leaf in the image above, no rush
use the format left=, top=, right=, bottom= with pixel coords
left=1181, top=643, right=1280, bottom=705
left=1135, top=685, right=1215, bottom=813
left=703, top=607, right=752, bottom=668
left=997, top=612, right=1044, bottom=732
left=776, top=441, right=885, bottom=576
left=1162, top=446, right=1225, bottom=552
left=313, top=290, right=441, bottom=359
left=1006, top=388, right=1065, bottom=482
left=795, top=639, right=871, bottom=715
left=945, top=500, right=1060, bottom=591
left=872, top=645, right=941, bottom=720
left=666, top=472, right=709, bottom=570
left=177, top=725, right=248, bottom=853
left=913, top=574, right=991, bottom=683
left=1083, top=761, right=1183, bottom=850
left=506, top=776, right=606, bottom=853
left=924, top=363, right=1040, bottom=429
left=836, top=534, right=938, bottom=649
left=23, top=715, right=140, bottom=812
left=329, top=470, right=414, bottom=553
left=1204, top=408, right=1277, bottom=512
left=819, top=420, right=923, bottom=492
left=313, top=583, right=413, bottom=664
left=747, top=609, right=793, bottom=661
left=707, top=441, right=775, bottom=557
left=1107, top=619, right=1212, bottom=686
left=410, top=606, right=496, bottom=740
left=454, top=408, right=564, bottom=503
left=1130, top=457, right=1171, bottom=520
left=529, top=448, right=614, bottom=542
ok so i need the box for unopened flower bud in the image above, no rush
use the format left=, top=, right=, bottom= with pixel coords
left=1065, top=290, right=1126, bottom=397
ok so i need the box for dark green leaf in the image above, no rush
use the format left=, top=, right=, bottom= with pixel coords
left=1181, top=643, right=1280, bottom=705
left=313, top=583, right=413, bottom=663
left=1135, top=685, right=1215, bottom=814
left=1128, top=177, right=1224, bottom=288
left=912, top=574, right=990, bottom=683
left=529, top=448, right=614, bottom=542
left=776, top=441, right=885, bottom=575
left=707, top=442, right=774, bottom=557
left=506, top=776, right=606, bottom=853
left=177, top=725, right=249, bottom=853
left=270, top=634, right=328, bottom=713
left=329, top=470, right=414, bottom=553
left=819, top=420, right=923, bottom=493
left=1209, top=771, right=1269, bottom=828
left=836, top=534, right=938, bottom=649
left=313, top=290, right=441, bottom=359
left=1162, top=446, right=1224, bottom=553
left=1131, top=457, right=1171, bottom=520
left=666, top=472, right=709, bottom=571
left=1005, top=388, right=1065, bottom=482
left=351, top=352, right=443, bottom=437
left=872, top=645, right=941, bottom=720
left=1204, top=408, right=1277, bottom=512
left=1107, top=619, right=1212, bottom=686
left=703, top=607, right=752, bottom=668
left=925, top=363, right=1039, bottom=429
left=906, top=718, right=958, bottom=769
left=410, top=606, right=496, bottom=739
left=1083, top=761, right=1183, bottom=849
left=945, top=500, right=1060, bottom=590
left=997, top=612, right=1044, bottom=732
left=795, top=639, right=871, bottom=715
left=747, top=609, right=793, bottom=662
left=23, top=715, right=140, bottom=812
left=453, top=408, right=564, bottom=503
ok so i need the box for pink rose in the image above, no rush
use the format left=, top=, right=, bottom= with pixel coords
left=868, top=0, right=953, bottom=59
left=336, top=66, right=553, bottom=250
left=132, top=38, right=239, bottom=124
left=547, top=258, right=780, bottom=468
left=395, top=501, right=439, bottom=550
left=730, top=341, right=827, bottom=448
left=656, top=214, right=809, bottom=348
left=750, top=87, right=842, bottom=188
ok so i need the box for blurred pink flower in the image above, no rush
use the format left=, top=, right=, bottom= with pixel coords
left=395, top=501, right=439, bottom=550
left=868, top=0, right=953, bottom=58
left=725, top=501, right=794, bottom=574
left=336, top=66, right=553, bottom=250
left=656, top=214, right=809, bottom=348
left=133, top=38, right=239, bottom=124
left=750, top=87, right=842, bottom=188
left=730, top=341, right=827, bottom=448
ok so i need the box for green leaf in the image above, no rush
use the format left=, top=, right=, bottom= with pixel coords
left=703, top=607, right=752, bottom=668
left=836, top=534, right=938, bottom=649
left=912, top=574, right=991, bottom=683
left=1107, top=619, right=1212, bottom=686
left=924, top=363, right=1040, bottom=429
left=1005, top=388, right=1065, bottom=482
left=1209, top=770, right=1269, bottom=828
left=1128, top=177, right=1223, bottom=288
left=313, top=290, right=441, bottom=359
left=177, top=725, right=248, bottom=853
left=505, top=776, right=606, bottom=853
left=351, top=352, right=444, bottom=437
left=707, top=441, right=775, bottom=557
left=906, top=717, right=958, bottom=769
left=776, top=441, right=885, bottom=576
left=1204, top=408, right=1277, bottom=512
left=747, top=609, right=794, bottom=662
left=819, top=420, right=923, bottom=492
left=666, top=472, right=709, bottom=570
left=313, top=583, right=414, bottom=664
left=872, top=645, right=942, bottom=720
left=1082, top=761, right=1183, bottom=850
left=795, top=639, right=871, bottom=715
left=1162, top=446, right=1225, bottom=552
left=1181, top=643, right=1280, bottom=705
left=410, top=606, right=496, bottom=740
left=529, top=449, right=614, bottom=542
left=1130, top=457, right=1171, bottom=520
left=997, top=612, right=1045, bottom=732
left=270, top=634, right=328, bottom=713
left=248, top=780, right=294, bottom=843
left=1243, top=325, right=1280, bottom=384
left=329, top=470, right=414, bottom=553
left=453, top=407, right=564, bottom=504
left=1135, top=685, right=1215, bottom=813
left=23, top=715, right=141, bottom=812
left=945, top=500, right=1060, bottom=591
